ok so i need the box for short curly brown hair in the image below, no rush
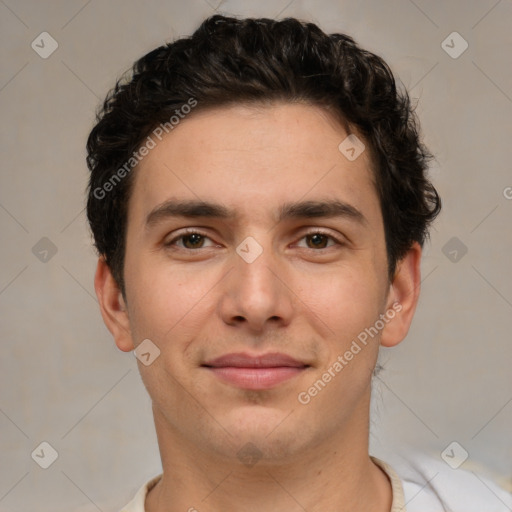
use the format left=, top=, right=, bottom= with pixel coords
left=86, top=14, right=441, bottom=297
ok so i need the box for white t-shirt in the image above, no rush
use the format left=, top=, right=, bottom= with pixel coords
left=119, top=455, right=512, bottom=511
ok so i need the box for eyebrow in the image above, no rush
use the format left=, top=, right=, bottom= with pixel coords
left=278, top=199, right=366, bottom=224
left=145, top=200, right=231, bottom=228
left=145, top=198, right=366, bottom=228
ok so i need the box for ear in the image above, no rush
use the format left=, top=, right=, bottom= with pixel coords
left=380, top=242, right=422, bottom=348
left=94, top=256, right=134, bottom=352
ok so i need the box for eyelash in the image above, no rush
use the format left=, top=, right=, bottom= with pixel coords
left=164, top=228, right=343, bottom=250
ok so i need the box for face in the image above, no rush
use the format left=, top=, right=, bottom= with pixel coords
left=98, top=103, right=417, bottom=463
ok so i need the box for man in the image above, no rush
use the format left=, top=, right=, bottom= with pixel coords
left=86, top=14, right=509, bottom=512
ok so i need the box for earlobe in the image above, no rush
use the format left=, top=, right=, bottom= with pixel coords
left=380, top=242, right=422, bottom=348
left=94, top=257, right=135, bottom=352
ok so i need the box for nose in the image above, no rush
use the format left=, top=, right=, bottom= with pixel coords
left=218, top=241, right=295, bottom=334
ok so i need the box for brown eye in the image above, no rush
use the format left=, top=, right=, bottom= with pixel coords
left=165, top=231, right=216, bottom=250
left=181, top=233, right=206, bottom=249
left=306, top=233, right=328, bottom=248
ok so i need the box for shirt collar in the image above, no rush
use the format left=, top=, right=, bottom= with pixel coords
left=121, top=458, right=406, bottom=512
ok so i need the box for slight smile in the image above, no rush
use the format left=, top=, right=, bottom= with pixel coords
left=202, top=352, right=310, bottom=390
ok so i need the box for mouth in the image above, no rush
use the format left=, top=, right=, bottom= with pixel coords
left=202, top=352, right=310, bottom=390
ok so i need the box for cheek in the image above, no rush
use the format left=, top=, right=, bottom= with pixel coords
left=123, top=251, right=219, bottom=343
left=296, top=263, right=385, bottom=341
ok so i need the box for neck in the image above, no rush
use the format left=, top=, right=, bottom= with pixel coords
left=146, top=401, right=392, bottom=512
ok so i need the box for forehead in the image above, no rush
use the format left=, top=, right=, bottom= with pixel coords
left=128, top=102, right=381, bottom=228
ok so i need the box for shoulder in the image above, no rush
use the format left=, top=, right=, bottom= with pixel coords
left=119, top=474, right=162, bottom=512
left=390, top=452, right=512, bottom=512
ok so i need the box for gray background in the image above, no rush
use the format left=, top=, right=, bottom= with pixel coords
left=1, top=0, right=511, bottom=510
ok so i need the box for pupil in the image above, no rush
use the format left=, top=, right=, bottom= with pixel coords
left=185, top=234, right=203, bottom=248
left=309, top=234, right=326, bottom=248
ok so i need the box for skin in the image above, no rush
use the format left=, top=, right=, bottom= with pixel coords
left=95, top=103, right=421, bottom=512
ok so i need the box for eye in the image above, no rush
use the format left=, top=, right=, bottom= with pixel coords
left=296, top=231, right=340, bottom=249
left=165, top=230, right=217, bottom=250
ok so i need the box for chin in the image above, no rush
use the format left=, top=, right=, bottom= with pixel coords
left=218, top=406, right=316, bottom=460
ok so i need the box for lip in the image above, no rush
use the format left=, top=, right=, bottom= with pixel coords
left=204, top=352, right=306, bottom=368
left=202, top=352, right=309, bottom=390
